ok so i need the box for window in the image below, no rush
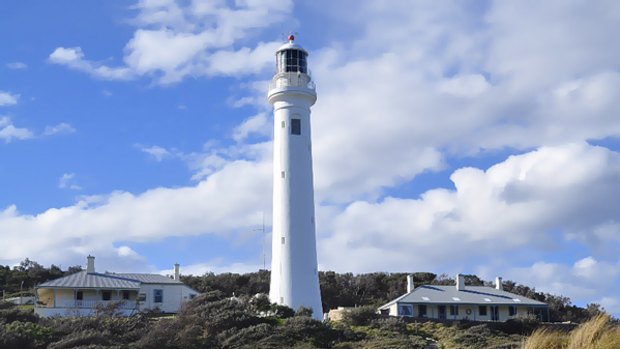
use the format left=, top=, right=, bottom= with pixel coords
left=399, top=305, right=413, bottom=317
left=122, top=290, right=130, bottom=300
left=76, top=291, right=83, bottom=300
left=154, top=289, right=163, bottom=303
left=291, top=118, right=301, bottom=135
left=418, top=304, right=427, bottom=317
left=479, top=305, right=487, bottom=316
left=102, top=291, right=111, bottom=301
left=138, top=293, right=146, bottom=302
left=509, top=306, right=517, bottom=316
left=189, top=294, right=196, bottom=299
left=279, top=49, right=308, bottom=73
left=450, top=305, right=459, bottom=316
left=281, top=237, right=286, bottom=244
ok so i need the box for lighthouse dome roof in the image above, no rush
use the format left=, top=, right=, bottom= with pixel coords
left=276, top=41, right=308, bottom=55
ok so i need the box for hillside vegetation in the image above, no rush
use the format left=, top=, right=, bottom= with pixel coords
left=0, top=259, right=613, bottom=348
left=0, top=296, right=617, bottom=349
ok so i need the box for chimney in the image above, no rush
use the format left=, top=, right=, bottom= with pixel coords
left=495, top=276, right=503, bottom=290
left=456, top=273, right=465, bottom=291
left=174, top=263, right=180, bottom=281
left=86, top=255, right=95, bottom=273
left=406, top=274, right=415, bottom=293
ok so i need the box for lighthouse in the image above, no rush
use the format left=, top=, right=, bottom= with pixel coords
left=268, top=35, right=323, bottom=319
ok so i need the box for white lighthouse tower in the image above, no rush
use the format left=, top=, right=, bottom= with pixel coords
left=268, top=35, right=323, bottom=319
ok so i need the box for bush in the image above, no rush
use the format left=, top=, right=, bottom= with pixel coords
left=48, top=329, right=109, bottom=349
left=283, top=316, right=336, bottom=347
left=249, top=293, right=271, bottom=313
left=272, top=304, right=295, bottom=318
left=360, top=335, right=427, bottom=349
left=0, top=308, right=39, bottom=324
left=218, top=323, right=275, bottom=348
left=369, top=317, right=407, bottom=333
left=342, top=306, right=378, bottom=326
left=502, top=314, right=541, bottom=334
left=295, top=306, right=314, bottom=318
left=0, top=321, right=54, bottom=349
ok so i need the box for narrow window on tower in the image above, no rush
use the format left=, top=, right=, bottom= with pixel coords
left=281, top=120, right=285, bottom=128
left=281, top=237, right=286, bottom=244
left=291, top=118, right=301, bottom=135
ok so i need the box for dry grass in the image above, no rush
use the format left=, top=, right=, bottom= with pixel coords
left=567, top=314, right=610, bottom=349
left=520, top=328, right=567, bottom=349
left=520, top=315, right=620, bottom=349
left=592, top=326, right=620, bottom=349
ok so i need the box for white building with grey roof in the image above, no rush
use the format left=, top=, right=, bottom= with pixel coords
left=378, top=274, right=549, bottom=322
left=35, top=256, right=199, bottom=317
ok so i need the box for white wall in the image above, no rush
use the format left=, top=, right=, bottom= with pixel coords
left=138, top=284, right=197, bottom=313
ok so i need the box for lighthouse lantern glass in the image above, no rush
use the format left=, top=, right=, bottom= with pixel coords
left=276, top=49, right=307, bottom=74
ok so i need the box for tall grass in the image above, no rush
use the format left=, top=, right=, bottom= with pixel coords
left=521, top=328, right=567, bottom=349
left=520, top=315, right=620, bottom=349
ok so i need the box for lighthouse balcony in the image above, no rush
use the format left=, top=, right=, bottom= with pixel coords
left=269, top=72, right=315, bottom=91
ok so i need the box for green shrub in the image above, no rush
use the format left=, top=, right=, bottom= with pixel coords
left=369, top=317, right=407, bottom=334
left=295, top=305, right=314, bottom=318
left=342, top=306, right=378, bottom=326
left=0, top=321, right=54, bottom=349
left=360, top=335, right=427, bottom=349
left=272, top=304, right=295, bottom=318
left=283, top=316, right=337, bottom=347
left=0, top=307, right=39, bottom=324
left=218, top=323, right=275, bottom=348
left=48, top=329, right=109, bottom=349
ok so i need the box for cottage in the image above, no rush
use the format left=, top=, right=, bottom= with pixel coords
left=35, top=256, right=198, bottom=317
left=378, top=274, right=549, bottom=322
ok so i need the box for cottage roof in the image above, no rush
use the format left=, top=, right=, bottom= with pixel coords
left=38, top=271, right=141, bottom=289
left=379, top=285, right=547, bottom=310
left=106, top=273, right=182, bottom=284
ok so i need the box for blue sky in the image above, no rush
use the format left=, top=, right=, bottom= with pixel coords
left=2, top=0, right=620, bottom=314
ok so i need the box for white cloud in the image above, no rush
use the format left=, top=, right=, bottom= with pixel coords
left=6, top=62, right=27, bottom=70
left=0, top=157, right=272, bottom=269
left=160, top=260, right=263, bottom=276
left=0, top=91, right=19, bottom=106
left=318, top=143, right=620, bottom=273
left=58, top=173, right=82, bottom=191
left=438, top=74, right=490, bottom=98
left=138, top=145, right=173, bottom=161
left=49, top=0, right=293, bottom=84
left=116, top=245, right=140, bottom=258
left=232, top=112, right=270, bottom=142
left=49, top=47, right=135, bottom=80
left=43, top=123, right=76, bottom=136
left=503, top=258, right=620, bottom=309
left=0, top=117, right=34, bottom=143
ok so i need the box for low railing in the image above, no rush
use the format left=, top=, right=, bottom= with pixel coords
left=37, top=299, right=137, bottom=309
left=269, top=72, right=315, bottom=91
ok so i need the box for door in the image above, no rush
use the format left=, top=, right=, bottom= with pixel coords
left=491, top=306, right=499, bottom=321
left=438, top=305, right=447, bottom=320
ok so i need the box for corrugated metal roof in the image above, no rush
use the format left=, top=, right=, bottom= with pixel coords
left=379, top=285, right=547, bottom=309
left=107, top=273, right=182, bottom=284
left=38, top=271, right=141, bottom=289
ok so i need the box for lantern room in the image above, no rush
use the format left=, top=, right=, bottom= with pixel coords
left=275, top=35, right=308, bottom=74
